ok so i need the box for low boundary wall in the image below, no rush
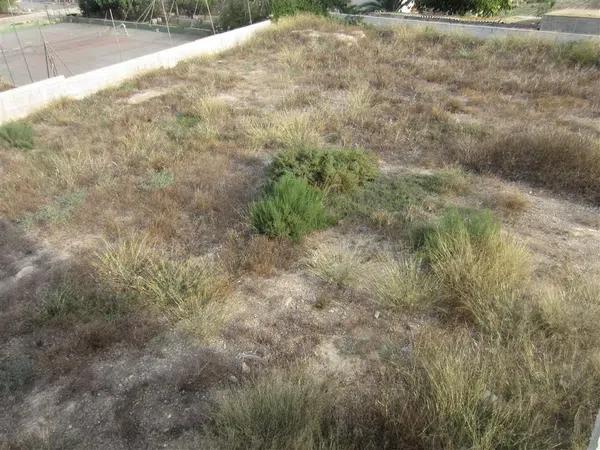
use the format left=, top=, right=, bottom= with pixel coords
left=541, top=14, right=600, bottom=35
left=61, top=15, right=214, bottom=37
left=334, top=13, right=600, bottom=42
left=0, top=20, right=270, bottom=124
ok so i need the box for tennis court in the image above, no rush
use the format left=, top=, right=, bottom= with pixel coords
left=0, top=21, right=202, bottom=86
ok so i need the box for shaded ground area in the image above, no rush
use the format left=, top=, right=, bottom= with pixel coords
left=0, top=22, right=198, bottom=86
left=0, top=15, right=599, bottom=449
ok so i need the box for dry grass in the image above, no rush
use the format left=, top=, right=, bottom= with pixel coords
left=462, top=129, right=600, bottom=203
left=367, top=256, right=433, bottom=310
left=0, top=76, right=12, bottom=92
left=224, top=233, right=299, bottom=277
left=207, top=371, right=335, bottom=450
left=387, top=326, right=600, bottom=449
left=96, top=237, right=230, bottom=336
left=532, top=272, right=600, bottom=343
left=307, top=241, right=362, bottom=288
left=1, top=14, right=599, bottom=449
left=487, top=188, right=530, bottom=216
left=422, top=208, right=531, bottom=332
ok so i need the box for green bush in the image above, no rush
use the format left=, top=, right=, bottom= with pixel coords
left=271, top=0, right=353, bottom=18
left=271, top=0, right=326, bottom=17
left=359, top=0, right=409, bottom=12
left=79, top=0, right=129, bottom=18
left=415, top=0, right=510, bottom=16
left=217, top=0, right=270, bottom=30
left=250, top=174, right=329, bottom=241
left=269, top=147, right=377, bottom=192
left=78, top=0, right=202, bottom=20
left=0, top=0, right=9, bottom=13
left=0, top=121, right=34, bottom=150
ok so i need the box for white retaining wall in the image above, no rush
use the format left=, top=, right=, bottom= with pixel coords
left=0, top=20, right=271, bottom=124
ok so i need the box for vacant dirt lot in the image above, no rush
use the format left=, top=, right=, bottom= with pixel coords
left=1, top=15, right=599, bottom=449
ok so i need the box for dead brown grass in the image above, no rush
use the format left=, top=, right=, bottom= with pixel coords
left=487, top=188, right=530, bottom=216
left=462, top=129, right=600, bottom=203
left=0, top=77, right=12, bottom=93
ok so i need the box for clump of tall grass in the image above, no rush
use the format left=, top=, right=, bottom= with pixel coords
left=420, top=208, right=530, bottom=332
left=250, top=174, right=329, bottom=242
left=0, top=76, right=13, bottom=92
left=269, top=146, right=378, bottom=192
left=390, top=327, right=600, bottom=449
left=368, top=256, right=433, bottom=310
left=38, top=277, right=128, bottom=324
left=208, top=372, right=336, bottom=450
left=557, top=39, right=600, bottom=68
left=307, top=242, right=362, bottom=288
left=96, top=237, right=229, bottom=333
left=0, top=121, right=34, bottom=150
left=487, top=188, right=529, bottom=217
left=532, top=273, right=600, bottom=343
left=244, top=112, right=321, bottom=150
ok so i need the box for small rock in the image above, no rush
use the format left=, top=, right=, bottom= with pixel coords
left=374, top=311, right=381, bottom=319
left=229, top=375, right=239, bottom=383
left=241, top=362, right=250, bottom=374
left=15, top=265, right=35, bottom=281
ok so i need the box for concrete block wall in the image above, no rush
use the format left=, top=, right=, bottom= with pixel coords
left=0, top=20, right=271, bottom=124
left=541, top=15, right=600, bottom=35
left=334, top=13, right=600, bottom=42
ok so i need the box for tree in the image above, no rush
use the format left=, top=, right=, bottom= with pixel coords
left=359, top=0, right=410, bottom=12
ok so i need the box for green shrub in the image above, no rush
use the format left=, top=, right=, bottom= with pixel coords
left=79, top=0, right=128, bottom=18
left=330, top=171, right=466, bottom=229
left=0, top=0, right=9, bottom=13
left=217, top=0, right=270, bottom=30
left=78, top=0, right=205, bottom=20
left=421, top=208, right=530, bottom=332
left=209, top=373, right=335, bottom=449
left=269, top=147, right=377, bottom=192
left=415, top=0, right=510, bottom=15
left=250, top=174, right=329, bottom=241
left=359, top=0, right=409, bottom=12
left=271, top=0, right=353, bottom=17
left=0, top=121, right=34, bottom=150
left=271, top=0, right=327, bottom=17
